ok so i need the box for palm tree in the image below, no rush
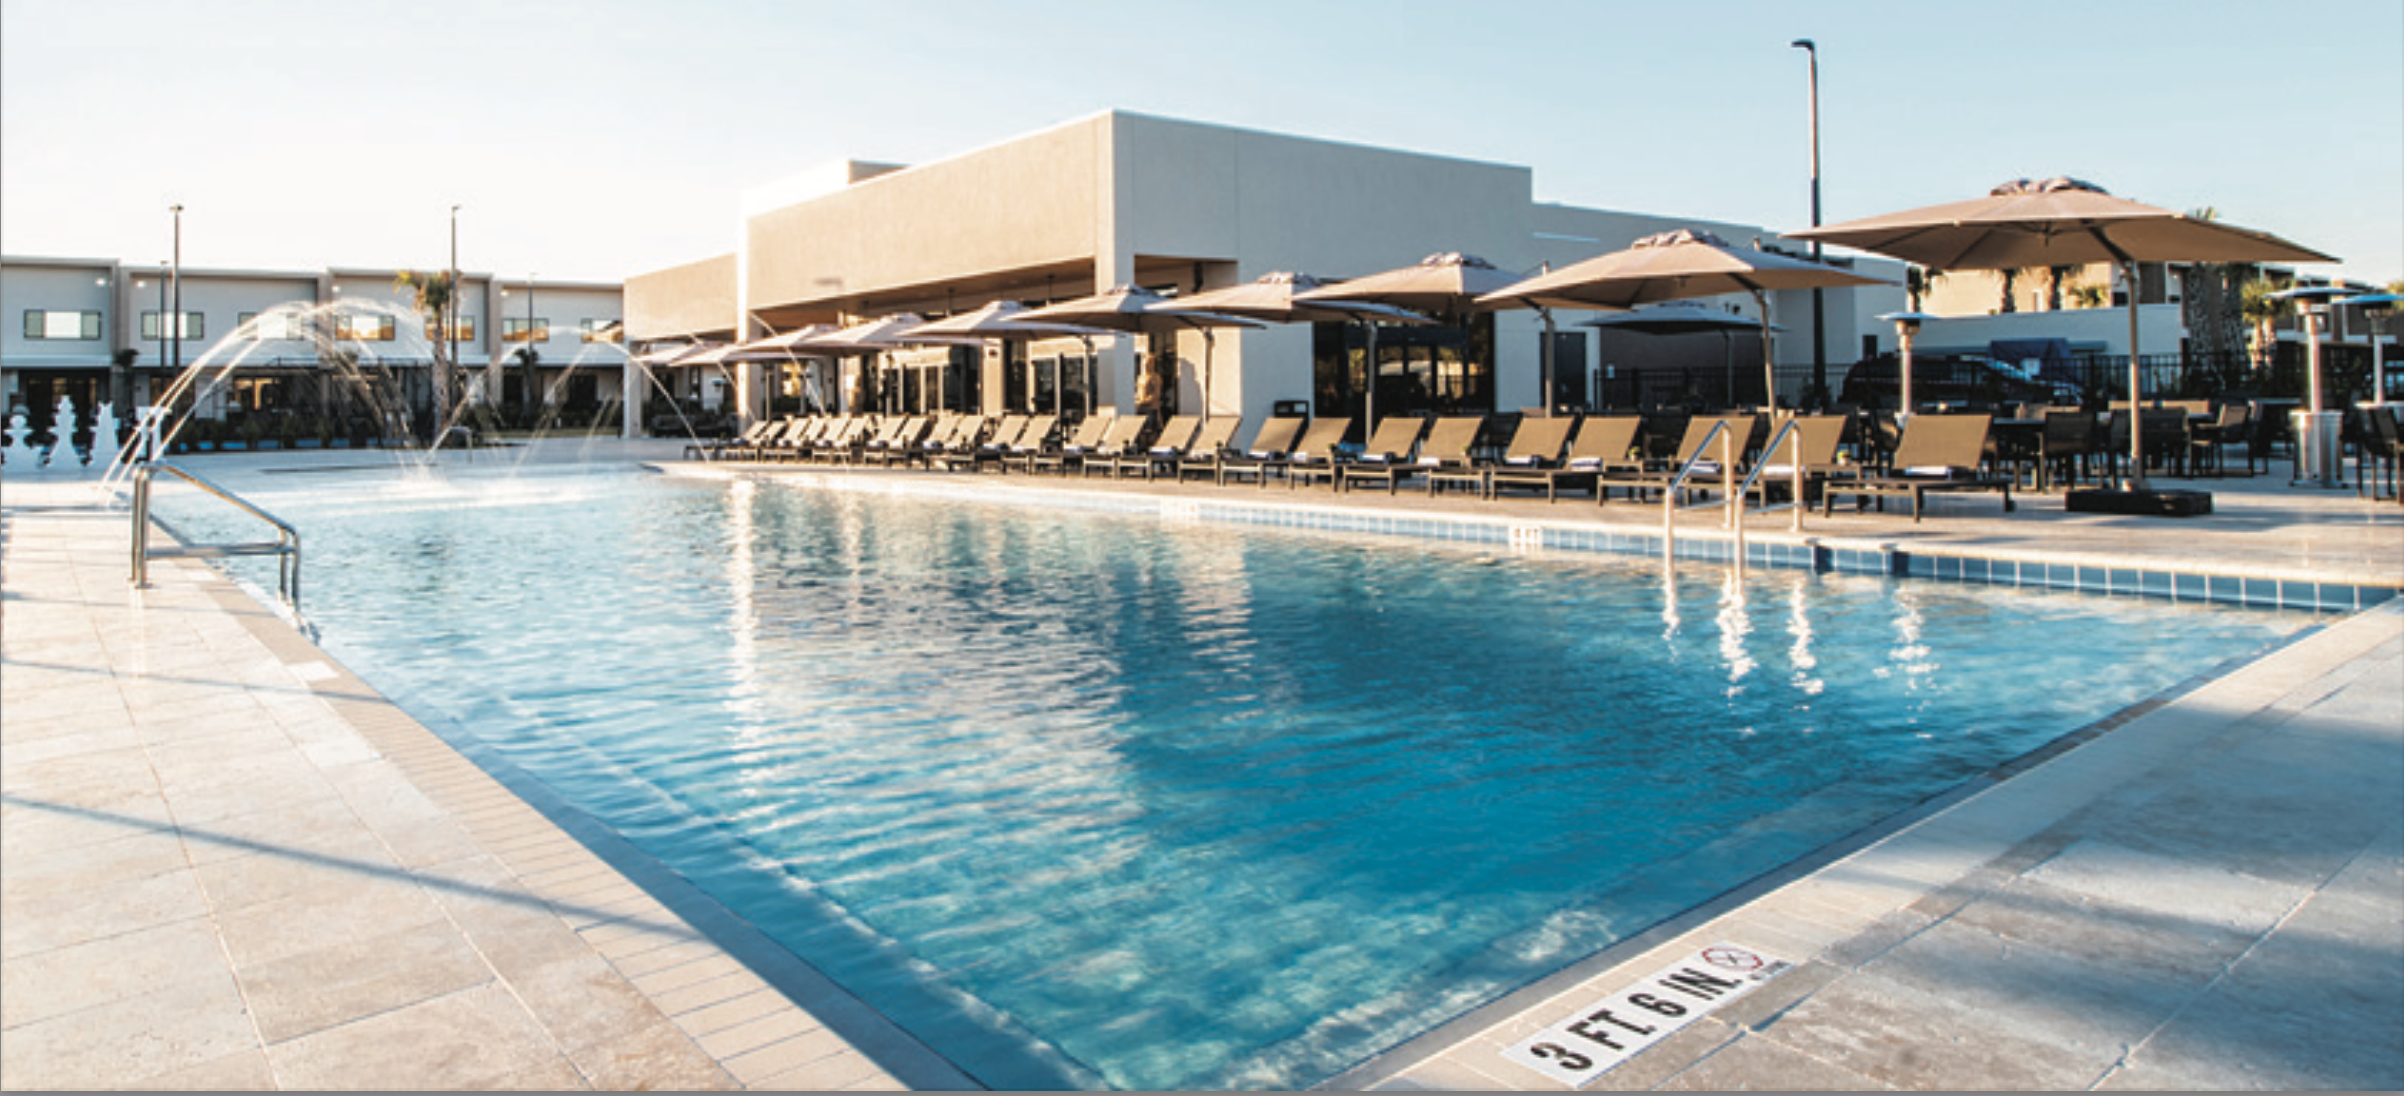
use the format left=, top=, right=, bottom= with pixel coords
left=2238, top=275, right=2292, bottom=374
left=395, top=269, right=457, bottom=436
left=1904, top=265, right=1947, bottom=311
left=2044, top=265, right=2079, bottom=311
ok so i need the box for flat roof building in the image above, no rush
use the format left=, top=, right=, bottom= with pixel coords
left=627, top=110, right=1906, bottom=429
left=1, top=256, right=629, bottom=441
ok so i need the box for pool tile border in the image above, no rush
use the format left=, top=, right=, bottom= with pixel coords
left=701, top=467, right=2401, bottom=615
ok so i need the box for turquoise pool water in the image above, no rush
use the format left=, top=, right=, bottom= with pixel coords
left=155, top=467, right=2316, bottom=1089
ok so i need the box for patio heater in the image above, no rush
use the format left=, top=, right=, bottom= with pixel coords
left=1875, top=310, right=1936, bottom=418
left=2272, top=285, right=2350, bottom=487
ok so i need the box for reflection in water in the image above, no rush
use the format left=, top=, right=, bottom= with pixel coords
left=1783, top=570, right=1824, bottom=697
left=1715, top=570, right=1755, bottom=698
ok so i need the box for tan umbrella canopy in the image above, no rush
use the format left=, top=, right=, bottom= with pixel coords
left=1292, top=254, right=1523, bottom=425
left=903, top=301, right=1117, bottom=416
left=1483, top=230, right=1889, bottom=409
left=1786, top=177, right=2337, bottom=487
left=789, top=315, right=976, bottom=414
left=722, top=325, right=840, bottom=414
left=730, top=324, right=838, bottom=358
left=631, top=341, right=719, bottom=366
left=1293, top=252, right=1523, bottom=313
left=1007, top=286, right=1263, bottom=419
left=1152, top=273, right=1428, bottom=422
left=1157, top=271, right=1431, bottom=326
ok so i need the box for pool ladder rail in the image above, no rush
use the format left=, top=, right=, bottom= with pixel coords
left=129, top=462, right=302, bottom=612
left=1660, top=417, right=1811, bottom=570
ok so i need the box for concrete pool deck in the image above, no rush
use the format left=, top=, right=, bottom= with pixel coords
left=3, top=440, right=2400, bottom=1090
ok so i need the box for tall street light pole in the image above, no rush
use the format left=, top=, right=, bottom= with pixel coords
left=169, top=205, right=183, bottom=384
left=1792, top=39, right=1826, bottom=409
left=449, top=205, right=461, bottom=419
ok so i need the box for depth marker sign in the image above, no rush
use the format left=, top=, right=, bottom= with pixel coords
left=1501, top=943, right=1790, bottom=1086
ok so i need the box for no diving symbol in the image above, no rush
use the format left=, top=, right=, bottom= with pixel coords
left=1701, top=946, right=1764, bottom=972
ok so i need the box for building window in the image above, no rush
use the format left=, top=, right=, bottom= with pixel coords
left=502, top=317, right=550, bottom=343
left=22, top=310, right=103, bottom=340
left=237, top=312, right=309, bottom=341
left=424, top=317, right=476, bottom=342
left=580, top=318, right=619, bottom=344
left=334, top=314, right=395, bottom=342
left=139, top=311, right=204, bottom=340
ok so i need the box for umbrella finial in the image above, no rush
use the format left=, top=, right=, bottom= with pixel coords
left=1633, top=229, right=1732, bottom=250
left=1993, top=176, right=2109, bottom=197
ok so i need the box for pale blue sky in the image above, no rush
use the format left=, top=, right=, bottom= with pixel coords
left=5, top=0, right=2398, bottom=285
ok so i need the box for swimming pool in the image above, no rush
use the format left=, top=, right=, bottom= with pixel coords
left=153, top=466, right=2318, bottom=1089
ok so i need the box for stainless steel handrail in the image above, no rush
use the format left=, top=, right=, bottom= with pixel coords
left=131, top=463, right=301, bottom=611
left=1731, top=417, right=1811, bottom=530
left=1660, top=420, right=1740, bottom=563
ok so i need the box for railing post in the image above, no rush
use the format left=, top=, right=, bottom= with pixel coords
left=130, top=465, right=152, bottom=589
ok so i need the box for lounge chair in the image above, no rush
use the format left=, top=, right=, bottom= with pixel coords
left=1429, top=414, right=1556, bottom=497
left=1094, top=414, right=1200, bottom=478
left=807, top=415, right=874, bottom=464
left=932, top=413, right=1028, bottom=472
left=998, top=413, right=1068, bottom=474
left=1026, top=412, right=1118, bottom=475
left=1345, top=415, right=1482, bottom=494
left=1821, top=413, right=2016, bottom=522
left=1602, top=414, right=1755, bottom=505
left=1487, top=415, right=1643, bottom=502
left=1322, top=416, right=1428, bottom=491
left=1743, top=414, right=1849, bottom=507
left=688, top=418, right=778, bottom=461
left=860, top=415, right=933, bottom=466
left=1212, top=416, right=1312, bottom=486
left=1168, top=415, right=1246, bottom=482
left=914, top=414, right=987, bottom=467
left=1071, top=414, right=1153, bottom=477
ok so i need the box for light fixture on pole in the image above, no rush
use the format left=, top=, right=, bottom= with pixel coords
left=1792, top=38, right=1826, bottom=409
left=1875, top=310, right=1937, bottom=418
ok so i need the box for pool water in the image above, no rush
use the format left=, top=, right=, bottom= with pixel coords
left=155, top=467, right=2316, bottom=1089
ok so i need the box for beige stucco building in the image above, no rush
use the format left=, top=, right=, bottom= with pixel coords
left=627, top=110, right=1907, bottom=429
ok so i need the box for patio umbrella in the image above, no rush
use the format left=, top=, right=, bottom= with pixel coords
left=1152, top=272, right=1430, bottom=422
left=1294, top=253, right=1522, bottom=427
left=2341, top=293, right=2402, bottom=408
left=1006, top=286, right=1262, bottom=419
left=793, top=315, right=946, bottom=414
left=902, top=301, right=1116, bottom=416
left=1582, top=302, right=1785, bottom=408
left=1482, top=230, right=1888, bottom=410
left=726, top=324, right=838, bottom=415
left=630, top=341, right=718, bottom=367
left=1786, top=177, right=2336, bottom=488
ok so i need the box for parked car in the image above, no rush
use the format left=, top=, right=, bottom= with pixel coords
left=1838, top=353, right=2079, bottom=410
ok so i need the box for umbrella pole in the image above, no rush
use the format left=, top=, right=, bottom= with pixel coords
left=1362, top=321, right=1381, bottom=437
left=1754, top=291, right=1776, bottom=411
left=1538, top=305, right=1555, bottom=417
left=1201, top=328, right=1215, bottom=424
left=2123, top=261, right=2149, bottom=490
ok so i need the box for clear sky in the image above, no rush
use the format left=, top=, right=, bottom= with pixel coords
left=6, top=0, right=2398, bottom=286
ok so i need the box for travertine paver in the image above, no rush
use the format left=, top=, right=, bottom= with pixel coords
left=1355, top=600, right=2404, bottom=1091
left=1, top=468, right=971, bottom=1091
left=6, top=444, right=2402, bottom=1091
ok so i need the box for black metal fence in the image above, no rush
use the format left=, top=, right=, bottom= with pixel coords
left=1586, top=344, right=2386, bottom=412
